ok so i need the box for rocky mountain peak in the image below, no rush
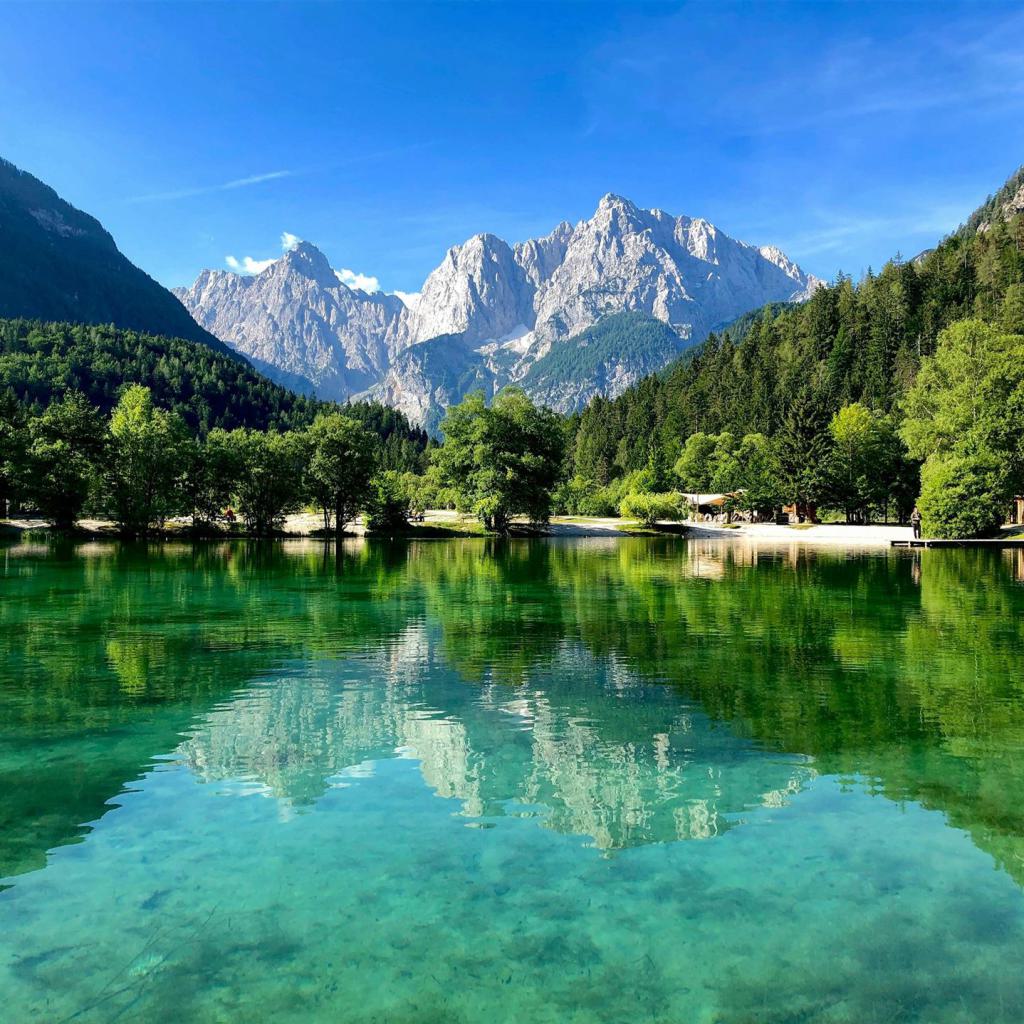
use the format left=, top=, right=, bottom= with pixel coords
left=757, top=244, right=803, bottom=279
left=592, top=192, right=649, bottom=233
left=597, top=192, right=636, bottom=212
left=175, top=239, right=408, bottom=399
left=276, top=240, right=338, bottom=288
left=402, top=231, right=532, bottom=346
left=513, top=221, right=573, bottom=286
left=176, top=192, right=822, bottom=426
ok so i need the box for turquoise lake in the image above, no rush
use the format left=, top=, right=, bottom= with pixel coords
left=3, top=536, right=1024, bottom=1022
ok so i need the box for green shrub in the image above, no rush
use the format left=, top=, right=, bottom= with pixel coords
left=553, top=474, right=634, bottom=517
left=581, top=487, right=622, bottom=517
left=918, top=453, right=1011, bottom=539
left=552, top=475, right=598, bottom=515
left=619, top=491, right=685, bottom=527
left=364, top=470, right=410, bottom=532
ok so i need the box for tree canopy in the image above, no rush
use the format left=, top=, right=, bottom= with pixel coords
left=433, top=388, right=565, bottom=532
left=900, top=320, right=1024, bottom=537
left=307, top=413, right=378, bottom=538
left=104, top=385, right=190, bottom=537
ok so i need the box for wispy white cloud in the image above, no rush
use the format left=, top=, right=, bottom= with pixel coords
left=128, top=170, right=293, bottom=204
left=335, top=268, right=381, bottom=293
left=225, top=254, right=277, bottom=274
left=225, top=230, right=303, bottom=275
left=580, top=6, right=1024, bottom=140
left=223, top=171, right=292, bottom=190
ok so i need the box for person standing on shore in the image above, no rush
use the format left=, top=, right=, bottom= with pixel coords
left=910, top=506, right=922, bottom=539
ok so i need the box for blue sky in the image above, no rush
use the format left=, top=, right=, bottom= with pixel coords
left=2, top=1, right=1023, bottom=295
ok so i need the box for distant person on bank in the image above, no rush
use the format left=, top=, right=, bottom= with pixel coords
left=910, top=507, right=922, bottom=539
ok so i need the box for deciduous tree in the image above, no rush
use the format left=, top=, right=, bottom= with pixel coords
left=901, top=319, right=1024, bottom=534
left=105, top=385, right=189, bottom=537
left=306, top=413, right=378, bottom=539
left=226, top=428, right=309, bottom=536
left=19, top=392, right=105, bottom=530
left=434, top=388, right=564, bottom=532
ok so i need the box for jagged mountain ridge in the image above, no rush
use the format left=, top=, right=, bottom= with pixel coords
left=393, top=195, right=820, bottom=353
left=176, top=194, right=822, bottom=424
left=173, top=241, right=406, bottom=397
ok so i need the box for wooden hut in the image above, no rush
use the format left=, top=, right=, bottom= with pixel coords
left=679, top=491, right=771, bottom=523
left=782, top=501, right=818, bottom=525
left=681, top=492, right=728, bottom=515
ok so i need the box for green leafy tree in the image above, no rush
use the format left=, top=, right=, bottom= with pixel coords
left=364, top=470, right=411, bottom=533
left=182, top=429, right=242, bottom=528
left=902, top=320, right=1024, bottom=468
left=399, top=465, right=456, bottom=515
left=0, top=391, right=27, bottom=516
left=709, top=431, right=740, bottom=492
left=19, top=392, right=105, bottom=530
left=105, top=385, right=189, bottom=537
left=306, top=413, right=378, bottom=538
left=901, top=319, right=1024, bottom=534
left=554, top=475, right=600, bottom=516
left=433, top=388, right=565, bottom=532
left=673, top=432, right=717, bottom=492
left=638, top=444, right=673, bottom=493
left=821, top=403, right=899, bottom=523
left=619, top=491, right=684, bottom=527
left=226, top=428, right=309, bottom=536
left=733, top=433, right=785, bottom=516
left=918, top=453, right=1009, bottom=539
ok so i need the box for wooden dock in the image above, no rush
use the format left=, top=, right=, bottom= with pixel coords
left=892, top=538, right=1024, bottom=548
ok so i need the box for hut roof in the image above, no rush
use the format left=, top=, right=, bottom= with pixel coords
left=680, top=491, right=744, bottom=507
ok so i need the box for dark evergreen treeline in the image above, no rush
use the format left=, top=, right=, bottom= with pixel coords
left=567, top=181, right=1024, bottom=524
left=0, top=318, right=428, bottom=464
left=520, top=311, right=689, bottom=401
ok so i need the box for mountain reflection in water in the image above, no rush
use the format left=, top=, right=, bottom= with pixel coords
left=179, top=642, right=814, bottom=849
left=5, top=537, right=1024, bottom=1023
left=2, top=536, right=1023, bottom=875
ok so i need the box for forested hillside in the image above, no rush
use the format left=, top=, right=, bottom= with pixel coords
left=0, top=157, right=230, bottom=353
left=568, top=167, right=1024, bottom=514
left=0, top=319, right=428, bottom=462
left=520, top=312, right=691, bottom=413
